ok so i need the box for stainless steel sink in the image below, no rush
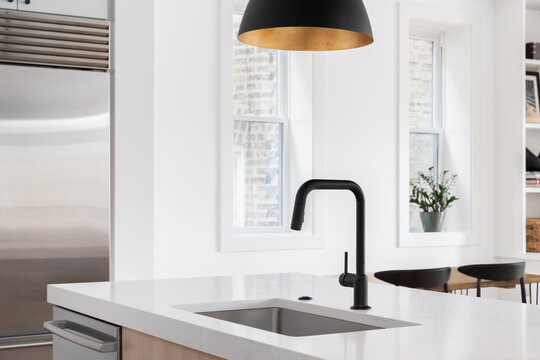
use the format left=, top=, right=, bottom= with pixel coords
left=176, top=299, right=418, bottom=337
left=197, top=307, right=380, bottom=337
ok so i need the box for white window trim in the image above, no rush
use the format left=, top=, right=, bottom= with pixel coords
left=219, top=0, right=326, bottom=252
left=398, top=3, right=481, bottom=247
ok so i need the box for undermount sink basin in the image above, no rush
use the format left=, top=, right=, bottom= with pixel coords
left=175, top=299, right=418, bottom=337
left=197, top=307, right=380, bottom=336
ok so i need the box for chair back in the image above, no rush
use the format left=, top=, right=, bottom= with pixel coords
left=374, top=267, right=451, bottom=291
left=457, top=262, right=525, bottom=281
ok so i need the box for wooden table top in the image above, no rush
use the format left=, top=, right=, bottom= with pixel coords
left=367, top=267, right=540, bottom=292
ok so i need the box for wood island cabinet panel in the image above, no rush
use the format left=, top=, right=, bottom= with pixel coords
left=122, top=327, right=224, bottom=360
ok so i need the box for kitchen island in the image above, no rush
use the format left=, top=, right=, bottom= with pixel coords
left=47, top=273, right=540, bottom=359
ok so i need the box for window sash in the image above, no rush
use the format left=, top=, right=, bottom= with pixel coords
left=409, top=33, right=443, bottom=130
left=408, top=33, right=444, bottom=232
left=232, top=119, right=286, bottom=230
left=232, top=7, right=289, bottom=119
left=408, top=32, right=444, bottom=176
left=233, top=115, right=288, bottom=124
left=409, top=128, right=442, bottom=135
left=409, top=131, right=441, bottom=169
left=231, top=4, right=290, bottom=232
left=231, top=79, right=290, bottom=231
left=231, top=75, right=290, bottom=232
left=408, top=132, right=441, bottom=231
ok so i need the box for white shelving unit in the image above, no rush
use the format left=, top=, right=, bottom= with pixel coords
left=526, top=58, right=540, bottom=70
left=495, top=0, right=540, bottom=259
left=525, top=4, right=540, bottom=256
left=525, top=123, right=540, bottom=130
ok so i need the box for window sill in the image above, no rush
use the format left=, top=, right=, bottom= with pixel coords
left=220, top=231, right=324, bottom=252
left=399, top=231, right=477, bottom=248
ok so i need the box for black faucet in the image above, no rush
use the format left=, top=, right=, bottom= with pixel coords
left=290, top=179, right=370, bottom=310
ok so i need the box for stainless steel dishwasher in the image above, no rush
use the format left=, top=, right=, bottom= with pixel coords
left=43, top=307, right=120, bottom=360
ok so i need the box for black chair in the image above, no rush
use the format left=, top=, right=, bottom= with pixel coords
left=457, top=262, right=526, bottom=303
left=374, top=267, right=451, bottom=293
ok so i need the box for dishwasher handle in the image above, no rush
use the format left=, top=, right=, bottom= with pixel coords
left=44, top=320, right=117, bottom=353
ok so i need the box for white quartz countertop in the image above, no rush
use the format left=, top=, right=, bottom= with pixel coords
left=48, top=273, right=540, bottom=359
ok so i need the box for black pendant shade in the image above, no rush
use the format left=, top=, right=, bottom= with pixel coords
left=237, top=0, right=374, bottom=51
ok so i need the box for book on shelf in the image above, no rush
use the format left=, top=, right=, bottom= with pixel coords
left=527, top=172, right=540, bottom=180
left=527, top=43, right=540, bottom=61
left=526, top=172, right=540, bottom=187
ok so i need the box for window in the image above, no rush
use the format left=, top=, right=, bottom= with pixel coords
left=408, top=35, right=443, bottom=231
left=220, top=0, right=320, bottom=251
left=232, top=8, right=289, bottom=231
left=398, top=3, right=475, bottom=247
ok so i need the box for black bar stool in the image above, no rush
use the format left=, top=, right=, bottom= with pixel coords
left=457, top=262, right=526, bottom=303
left=374, top=267, right=451, bottom=293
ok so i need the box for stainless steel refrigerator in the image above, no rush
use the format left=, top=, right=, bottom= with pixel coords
left=0, top=63, right=110, bottom=359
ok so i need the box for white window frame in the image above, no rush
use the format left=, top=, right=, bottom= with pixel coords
left=408, top=33, right=444, bottom=232
left=398, top=3, right=480, bottom=247
left=219, top=0, right=325, bottom=252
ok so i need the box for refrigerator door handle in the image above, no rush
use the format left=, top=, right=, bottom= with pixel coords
left=43, top=320, right=117, bottom=353
left=0, top=334, right=53, bottom=350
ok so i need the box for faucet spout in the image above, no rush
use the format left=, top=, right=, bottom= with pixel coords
left=290, top=179, right=370, bottom=310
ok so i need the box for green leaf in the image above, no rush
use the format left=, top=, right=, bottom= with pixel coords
left=409, top=167, right=459, bottom=212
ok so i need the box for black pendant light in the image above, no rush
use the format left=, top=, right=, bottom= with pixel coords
left=237, top=0, right=374, bottom=51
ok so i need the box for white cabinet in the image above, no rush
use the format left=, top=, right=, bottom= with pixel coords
left=16, top=0, right=108, bottom=19
left=0, top=0, right=17, bottom=10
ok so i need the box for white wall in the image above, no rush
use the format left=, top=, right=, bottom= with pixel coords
left=322, top=0, right=495, bottom=271
left=111, top=0, right=155, bottom=280
left=114, top=0, right=496, bottom=280
left=493, top=0, right=525, bottom=258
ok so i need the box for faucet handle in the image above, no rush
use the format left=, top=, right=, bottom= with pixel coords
left=339, top=251, right=355, bottom=288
